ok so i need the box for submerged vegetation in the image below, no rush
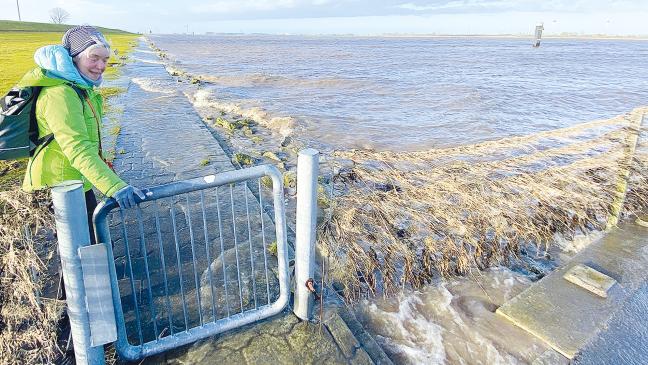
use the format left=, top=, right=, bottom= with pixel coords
left=319, top=108, right=648, bottom=301
left=233, top=152, right=255, bottom=166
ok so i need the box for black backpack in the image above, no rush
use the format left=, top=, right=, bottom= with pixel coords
left=0, top=85, right=84, bottom=160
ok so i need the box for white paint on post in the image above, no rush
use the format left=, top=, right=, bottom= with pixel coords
left=293, top=148, right=319, bottom=321
left=52, top=181, right=105, bottom=365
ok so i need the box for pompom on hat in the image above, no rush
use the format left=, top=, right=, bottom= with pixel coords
left=62, top=25, right=110, bottom=57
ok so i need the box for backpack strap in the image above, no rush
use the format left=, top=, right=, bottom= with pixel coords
left=27, top=86, right=43, bottom=145
left=67, top=84, right=87, bottom=101
left=35, top=134, right=55, bottom=148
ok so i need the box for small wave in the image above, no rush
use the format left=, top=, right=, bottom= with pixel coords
left=132, top=57, right=166, bottom=65
left=364, top=295, right=447, bottom=364
left=199, top=73, right=366, bottom=89
left=131, top=77, right=176, bottom=94
left=191, top=89, right=296, bottom=137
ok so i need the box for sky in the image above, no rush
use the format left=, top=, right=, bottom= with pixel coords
left=2, top=0, right=648, bottom=36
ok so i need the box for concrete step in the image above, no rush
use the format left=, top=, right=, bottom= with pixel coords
left=496, top=222, right=648, bottom=359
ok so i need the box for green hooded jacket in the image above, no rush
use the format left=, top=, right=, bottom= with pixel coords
left=18, top=68, right=127, bottom=196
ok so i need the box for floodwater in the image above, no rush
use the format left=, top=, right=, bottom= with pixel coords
left=136, top=36, right=647, bottom=364
left=355, top=268, right=546, bottom=364
left=148, top=34, right=648, bottom=152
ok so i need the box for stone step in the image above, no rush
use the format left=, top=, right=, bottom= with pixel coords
left=496, top=222, right=648, bottom=359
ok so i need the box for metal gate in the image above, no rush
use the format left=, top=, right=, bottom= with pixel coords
left=93, top=165, right=290, bottom=361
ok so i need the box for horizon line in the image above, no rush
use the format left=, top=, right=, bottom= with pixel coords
left=145, top=32, right=648, bottom=39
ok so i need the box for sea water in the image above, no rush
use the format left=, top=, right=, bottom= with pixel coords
left=148, top=35, right=648, bottom=152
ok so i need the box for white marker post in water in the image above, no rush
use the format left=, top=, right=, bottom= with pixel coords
left=533, top=23, right=544, bottom=47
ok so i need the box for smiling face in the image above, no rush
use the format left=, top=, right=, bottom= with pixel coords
left=74, top=46, right=110, bottom=81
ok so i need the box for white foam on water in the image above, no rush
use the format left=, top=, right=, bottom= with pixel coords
left=553, top=230, right=604, bottom=254
left=132, top=57, right=166, bottom=65
left=356, top=268, right=550, bottom=364
left=131, top=77, right=176, bottom=94
left=165, top=65, right=183, bottom=75
left=363, top=295, right=447, bottom=364
left=190, top=89, right=297, bottom=137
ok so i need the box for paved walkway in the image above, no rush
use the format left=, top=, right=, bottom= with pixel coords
left=575, top=282, right=648, bottom=365
left=497, top=222, right=648, bottom=363
left=106, top=42, right=380, bottom=364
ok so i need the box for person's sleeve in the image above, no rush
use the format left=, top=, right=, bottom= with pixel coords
left=40, top=86, right=127, bottom=196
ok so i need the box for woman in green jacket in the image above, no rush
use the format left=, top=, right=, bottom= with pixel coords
left=20, top=25, right=144, bottom=242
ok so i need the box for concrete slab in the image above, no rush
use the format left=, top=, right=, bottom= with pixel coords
left=563, top=264, right=617, bottom=298
left=636, top=216, right=648, bottom=228
left=496, top=223, right=648, bottom=359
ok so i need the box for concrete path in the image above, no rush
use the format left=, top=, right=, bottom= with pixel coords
left=575, top=282, right=648, bottom=365
left=497, top=222, right=648, bottom=361
left=106, top=42, right=380, bottom=364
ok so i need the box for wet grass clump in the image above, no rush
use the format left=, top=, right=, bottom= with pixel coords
left=98, top=86, right=126, bottom=99
left=268, top=241, right=278, bottom=256
left=233, top=153, right=254, bottom=166
left=212, top=117, right=256, bottom=134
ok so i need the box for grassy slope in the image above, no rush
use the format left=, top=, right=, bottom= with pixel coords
left=0, top=19, right=132, bottom=34
left=0, top=21, right=138, bottom=190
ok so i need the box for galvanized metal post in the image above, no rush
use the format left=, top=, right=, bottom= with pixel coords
left=52, top=181, right=105, bottom=365
left=293, top=148, right=319, bottom=321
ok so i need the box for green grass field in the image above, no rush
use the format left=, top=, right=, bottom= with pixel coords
left=0, top=19, right=131, bottom=33
left=0, top=21, right=138, bottom=189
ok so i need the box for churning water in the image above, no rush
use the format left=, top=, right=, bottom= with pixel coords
left=142, top=35, right=647, bottom=364
left=149, top=34, right=648, bottom=152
